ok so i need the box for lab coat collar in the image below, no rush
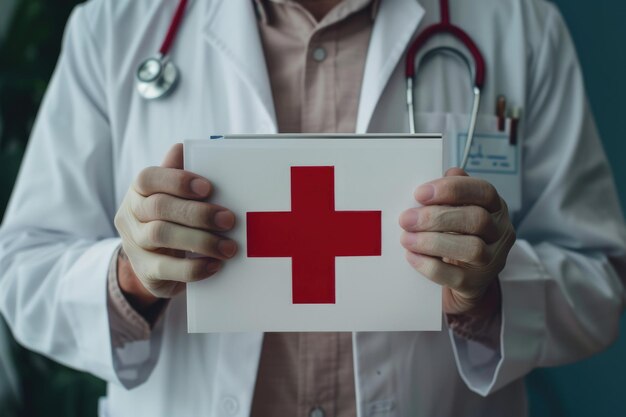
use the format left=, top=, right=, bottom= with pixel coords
left=202, top=0, right=278, bottom=133
left=356, top=0, right=425, bottom=133
left=254, top=0, right=382, bottom=26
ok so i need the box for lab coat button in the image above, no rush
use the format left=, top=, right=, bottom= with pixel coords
left=312, top=47, right=327, bottom=62
left=309, top=406, right=325, bottom=417
left=220, top=396, right=239, bottom=415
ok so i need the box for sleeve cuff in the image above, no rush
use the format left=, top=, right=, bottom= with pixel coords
left=59, top=237, right=124, bottom=382
left=448, top=240, right=548, bottom=396
left=107, top=245, right=152, bottom=348
left=447, top=310, right=502, bottom=351
left=447, top=278, right=502, bottom=350
left=104, top=245, right=169, bottom=389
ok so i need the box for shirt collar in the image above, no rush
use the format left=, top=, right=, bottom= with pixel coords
left=253, top=0, right=382, bottom=26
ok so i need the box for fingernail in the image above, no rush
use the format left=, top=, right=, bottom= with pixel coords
left=214, top=210, right=235, bottom=230
left=405, top=251, right=425, bottom=268
left=207, top=261, right=222, bottom=274
left=400, top=232, right=418, bottom=248
left=218, top=240, right=237, bottom=258
left=399, top=210, right=419, bottom=229
left=190, top=179, right=211, bottom=196
left=415, top=184, right=434, bottom=202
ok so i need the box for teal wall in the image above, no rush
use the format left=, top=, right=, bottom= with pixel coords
left=553, top=1, right=626, bottom=208
left=526, top=1, right=626, bottom=416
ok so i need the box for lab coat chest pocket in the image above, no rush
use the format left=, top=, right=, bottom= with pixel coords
left=413, top=112, right=522, bottom=215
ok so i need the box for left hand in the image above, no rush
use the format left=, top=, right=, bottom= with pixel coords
left=399, top=168, right=516, bottom=317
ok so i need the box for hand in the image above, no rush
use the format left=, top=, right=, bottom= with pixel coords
left=399, top=168, right=516, bottom=317
left=114, top=144, right=237, bottom=306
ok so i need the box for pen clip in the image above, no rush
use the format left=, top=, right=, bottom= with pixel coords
left=509, top=107, right=521, bottom=146
left=496, top=95, right=507, bottom=132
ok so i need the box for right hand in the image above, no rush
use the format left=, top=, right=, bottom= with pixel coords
left=114, top=144, right=237, bottom=302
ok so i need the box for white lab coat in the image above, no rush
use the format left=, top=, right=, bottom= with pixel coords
left=1, top=0, right=625, bottom=416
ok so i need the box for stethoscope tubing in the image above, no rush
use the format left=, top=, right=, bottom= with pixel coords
left=135, top=0, right=188, bottom=100
left=159, top=0, right=188, bottom=56
left=405, top=0, right=486, bottom=170
left=138, top=0, right=486, bottom=171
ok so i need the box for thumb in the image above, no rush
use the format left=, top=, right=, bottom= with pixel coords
left=445, top=167, right=469, bottom=177
left=161, top=143, right=184, bottom=169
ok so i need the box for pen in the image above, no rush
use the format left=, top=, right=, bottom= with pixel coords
left=509, top=107, right=521, bottom=145
left=496, top=95, right=507, bottom=132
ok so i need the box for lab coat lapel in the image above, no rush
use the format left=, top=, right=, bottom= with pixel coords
left=202, top=0, right=277, bottom=132
left=356, top=0, right=425, bottom=133
left=211, top=333, right=264, bottom=417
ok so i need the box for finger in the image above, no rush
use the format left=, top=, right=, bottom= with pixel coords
left=140, top=249, right=224, bottom=284
left=399, top=205, right=499, bottom=243
left=161, top=143, right=184, bottom=169
left=133, top=193, right=235, bottom=232
left=445, top=167, right=469, bottom=177
left=138, top=220, right=238, bottom=260
left=134, top=166, right=213, bottom=200
left=142, top=279, right=185, bottom=299
left=401, top=231, right=490, bottom=266
left=405, top=251, right=465, bottom=290
left=414, top=177, right=501, bottom=213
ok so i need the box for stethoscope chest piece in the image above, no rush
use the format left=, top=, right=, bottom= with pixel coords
left=136, top=56, right=179, bottom=100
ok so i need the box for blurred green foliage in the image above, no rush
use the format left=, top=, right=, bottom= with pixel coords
left=0, top=0, right=85, bottom=216
left=1, top=0, right=79, bottom=149
left=0, top=1, right=106, bottom=416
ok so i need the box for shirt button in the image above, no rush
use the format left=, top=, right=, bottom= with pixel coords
left=309, top=406, right=325, bottom=417
left=312, top=47, right=327, bottom=62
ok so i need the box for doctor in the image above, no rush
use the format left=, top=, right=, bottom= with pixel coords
left=0, top=0, right=625, bottom=416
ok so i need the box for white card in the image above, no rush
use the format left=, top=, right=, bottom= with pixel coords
left=184, top=134, right=442, bottom=332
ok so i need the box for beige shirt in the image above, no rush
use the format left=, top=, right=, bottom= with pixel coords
left=257, top=0, right=378, bottom=134
left=253, top=2, right=378, bottom=416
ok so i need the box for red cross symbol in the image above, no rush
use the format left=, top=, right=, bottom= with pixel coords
left=246, top=166, right=382, bottom=304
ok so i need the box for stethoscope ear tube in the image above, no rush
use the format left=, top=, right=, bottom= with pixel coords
left=461, top=87, right=481, bottom=169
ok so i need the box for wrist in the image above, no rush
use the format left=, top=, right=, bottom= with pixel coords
left=445, top=279, right=502, bottom=349
left=117, top=248, right=160, bottom=311
left=446, top=278, right=502, bottom=320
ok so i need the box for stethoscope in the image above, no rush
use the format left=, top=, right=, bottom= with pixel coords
left=406, top=0, right=486, bottom=169
left=136, top=0, right=188, bottom=100
left=136, top=0, right=485, bottom=169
